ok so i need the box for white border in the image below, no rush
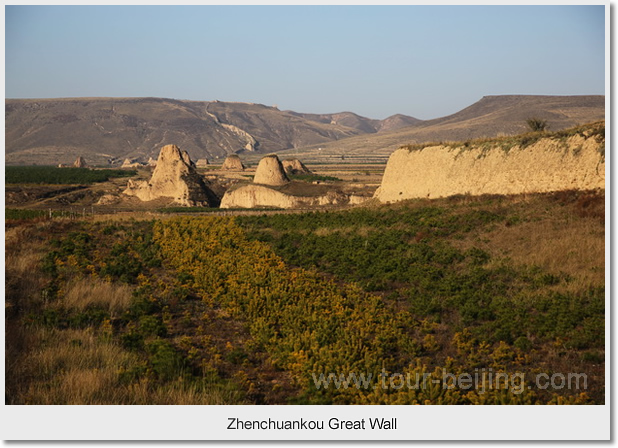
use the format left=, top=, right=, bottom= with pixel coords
left=2, top=1, right=611, bottom=441
left=1, top=405, right=611, bottom=440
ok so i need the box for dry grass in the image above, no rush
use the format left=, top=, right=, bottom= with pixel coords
left=401, top=121, right=605, bottom=155
left=484, top=217, right=604, bottom=292
left=90, top=212, right=166, bottom=222
left=6, top=220, right=244, bottom=405
left=126, top=379, right=244, bottom=405
left=18, top=326, right=244, bottom=405
left=23, top=328, right=135, bottom=405
left=313, top=225, right=373, bottom=237
left=452, top=192, right=605, bottom=293
left=61, top=278, right=133, bottom=314
left=6, top=222, right=53, bottom=403
left=5, top=248, right=44, bottom=314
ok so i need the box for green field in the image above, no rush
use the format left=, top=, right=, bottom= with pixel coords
left=5, top=208, right=49, bottom=220
left=5, top=166, right=136, bottom=185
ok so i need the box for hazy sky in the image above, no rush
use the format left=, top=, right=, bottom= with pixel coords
left=5, top=5, right=605, bottom=119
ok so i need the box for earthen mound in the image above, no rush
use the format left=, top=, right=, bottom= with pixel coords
left=181, top=150, right=196, bottom=168
left=253, top=154, right=289, bottom=186
left=221, top=154, right=245, bottom=170
left=196, top=158, right=209, bottom=168
left=73, top=157, right=87, bottom=168
left=122, top=158, right=144, bottom=169
left=374, top=123, right=606, bottom=203
left=220, top=184, right=367, bottom=209
left=221, top=184, right=299, bottom=209
left=123, top=144, right=218, bottom=206
left=96, top=194, right=121, bottom=205
left=282, top=159, right=312, bottom=175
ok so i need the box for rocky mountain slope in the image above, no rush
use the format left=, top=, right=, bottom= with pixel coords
left=277, top=95, right=605, bottom=163
left=6, top=95, right=604, bottom=166
left=5, top=98, right=364, bottom=166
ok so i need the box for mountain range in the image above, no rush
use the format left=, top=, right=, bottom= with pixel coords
left=5, top=95, right=604, bottom=166
left=276, top=95, right=606, bottom=163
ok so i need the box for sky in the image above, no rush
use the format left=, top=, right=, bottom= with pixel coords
left=5, top=5, right=605, bottom=120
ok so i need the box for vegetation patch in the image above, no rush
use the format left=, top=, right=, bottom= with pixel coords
left=238, top=192, right=605, bottom=403
left=6, top=166, right=137, bottom=185
left=6, top=220, right=246, bottom=404
left=6, top=191, right=604, bottom=404
left=154, top=217, right=418, bottom=404
left=157, top=207, right=221, bottom=214
left=401, top=121, right=605, bottom=157
left=288, top=173, right=342, bottom=183
left=6, top=208, right=49, bottom=220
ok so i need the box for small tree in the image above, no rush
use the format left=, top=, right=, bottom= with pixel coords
left=526, top=117, right=548, bottom=132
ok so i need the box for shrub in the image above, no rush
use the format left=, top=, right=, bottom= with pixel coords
left=146, top=339, right=184, bottom=381
left=526, top=117, right=548, bottom=132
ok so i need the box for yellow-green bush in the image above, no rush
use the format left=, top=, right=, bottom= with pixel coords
left=154, top=217, right=420, bottom=403
left=154, top=217, right=575, bottom=404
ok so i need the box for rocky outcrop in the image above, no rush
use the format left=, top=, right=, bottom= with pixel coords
left=253, top=155, right=289, bottom=186
left=124, top=144, right=218, bottom=206
left=220, top=184, right=367, bottom=209
left=282, top=158, right=312, bottom=175
left=221, top=154, right=245, bottom=170
left=374, top=127, right=605, bottom=203
left=220, top=123, right=258, bottom=151
left=73, top=157, right=87, bottom=168
left=196, top=158, right=209, bottom=168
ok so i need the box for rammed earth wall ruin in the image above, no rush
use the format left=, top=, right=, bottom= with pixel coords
left=374, top=133, right=605, bottom=203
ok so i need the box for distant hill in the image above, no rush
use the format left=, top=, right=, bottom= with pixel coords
left=376, top=114, right=423, bottom=133
left=5, top=95, right=604, bottom=166
left=5, top=98, right=365, bottom=166
left=415, top=95, right=605, bottom=139
left=285, top=111, right=421, bottom=134
left=277, top=95, right=605, bottom=163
